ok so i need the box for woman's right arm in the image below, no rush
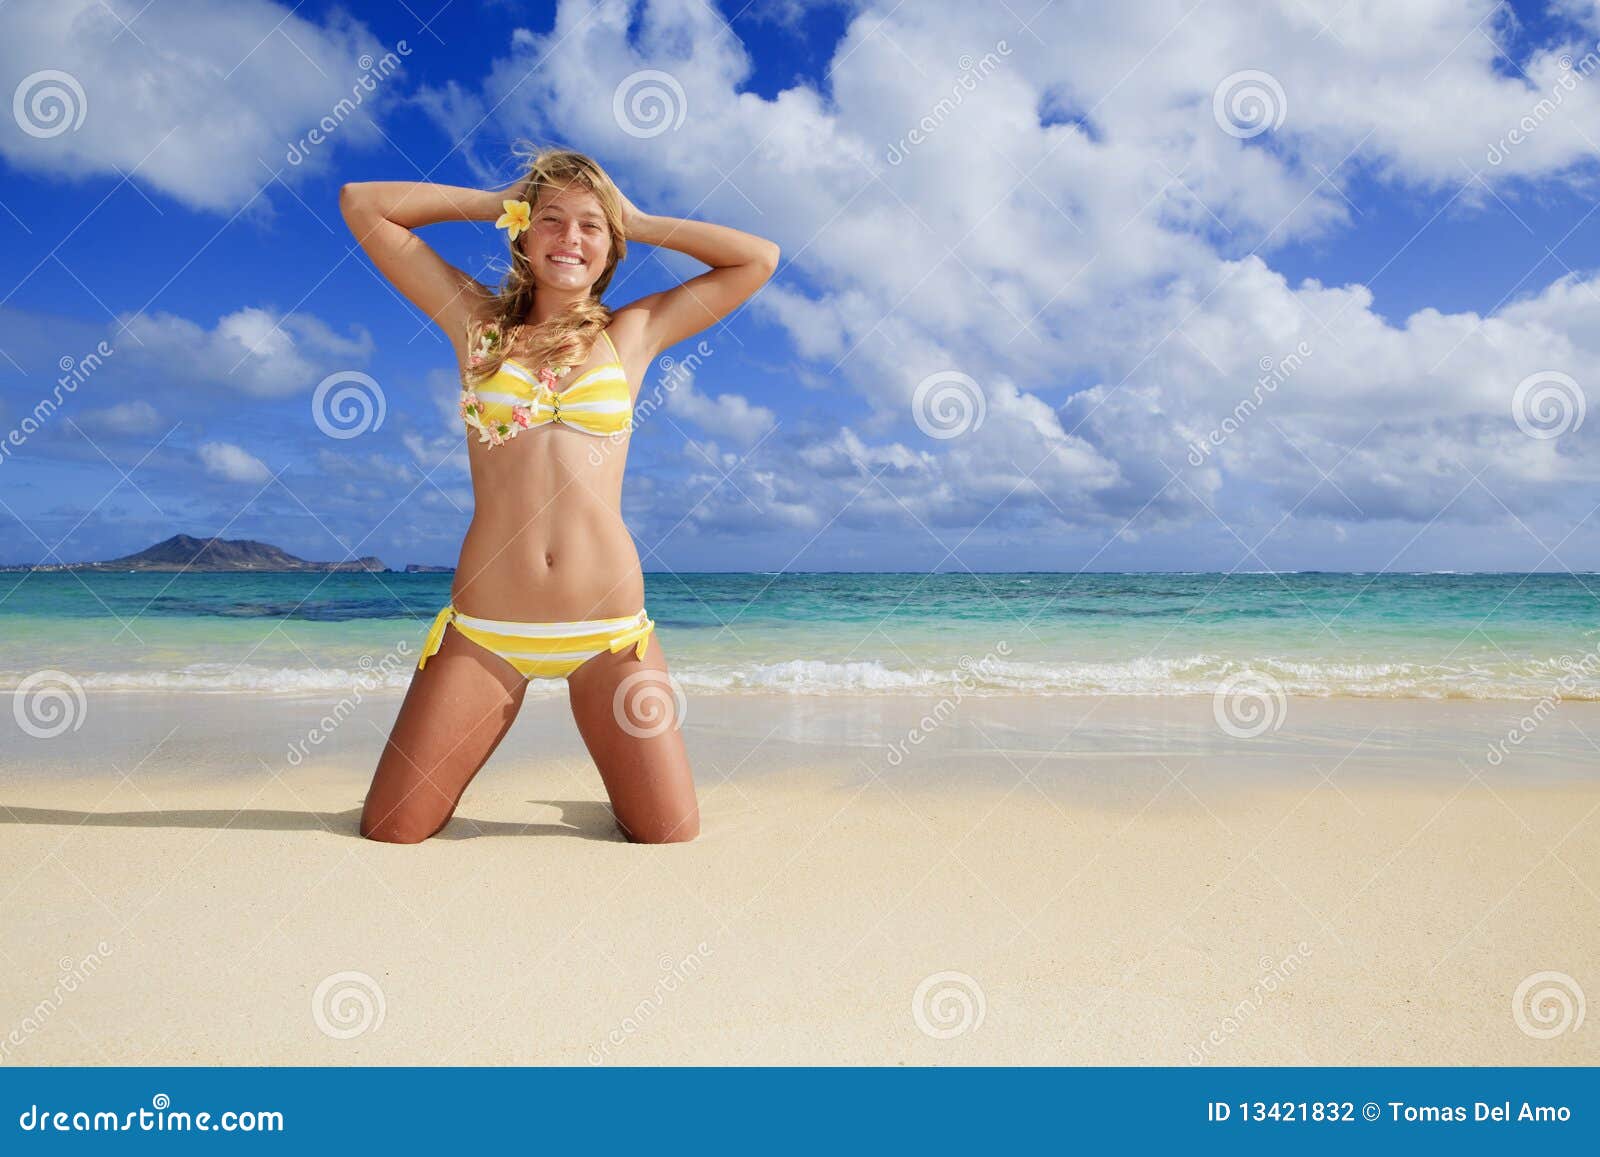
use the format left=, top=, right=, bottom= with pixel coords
left=338, top=181, right=509, bottom=355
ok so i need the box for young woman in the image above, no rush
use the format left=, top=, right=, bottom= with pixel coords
left=340, top=148, right=779, bottom=845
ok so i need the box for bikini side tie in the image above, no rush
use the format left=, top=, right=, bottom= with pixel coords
left=417, top=604, right=455, bottom=670
left=605, top=615, right=655, bottom=661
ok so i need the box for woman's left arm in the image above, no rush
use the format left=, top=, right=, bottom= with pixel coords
left=615, top=194, right=780, bottom=358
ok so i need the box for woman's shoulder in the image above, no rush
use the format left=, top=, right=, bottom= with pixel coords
left=601, top=305, right=653, bottom=368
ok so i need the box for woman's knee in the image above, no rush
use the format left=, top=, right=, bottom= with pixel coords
left=620, top=809, right=700, bottom=844
left=360, top=801, right=445, bottom=844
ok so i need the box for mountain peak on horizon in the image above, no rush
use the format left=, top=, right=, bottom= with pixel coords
left=47, top=533, right=391, bottom=573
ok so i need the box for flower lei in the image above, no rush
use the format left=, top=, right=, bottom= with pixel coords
left=459, top=322, right=572, bottom=447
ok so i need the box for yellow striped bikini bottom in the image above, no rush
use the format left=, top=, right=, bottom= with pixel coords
left=416, top=604, right=656, bottom=680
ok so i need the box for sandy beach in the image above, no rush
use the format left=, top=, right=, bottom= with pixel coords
left=1, top=691, right=1596, bottom=1065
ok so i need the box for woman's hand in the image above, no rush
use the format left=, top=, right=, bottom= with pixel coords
left=493, top=178, right=529, bottom=210
left=614, top=184, right=645, bottom=236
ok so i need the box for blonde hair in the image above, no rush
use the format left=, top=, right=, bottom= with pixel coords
left=464, top=144, right=628, bottom=385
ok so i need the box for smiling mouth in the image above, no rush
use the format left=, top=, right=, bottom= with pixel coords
left=547, top=255, right=585, bottom=267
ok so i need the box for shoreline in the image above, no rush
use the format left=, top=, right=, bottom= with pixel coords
left=5, top=690, right=1598, bottom=786
left=12, top=684, right=1600, bottom=699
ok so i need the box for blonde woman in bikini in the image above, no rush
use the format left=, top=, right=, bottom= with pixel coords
left=340, top=148, right=779, bottom=845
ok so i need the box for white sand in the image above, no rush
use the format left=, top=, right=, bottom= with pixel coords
left=1, top=692, right=1596, bottom=1064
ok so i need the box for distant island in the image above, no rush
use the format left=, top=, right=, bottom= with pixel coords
left=0, top=533, right=430, bottom=573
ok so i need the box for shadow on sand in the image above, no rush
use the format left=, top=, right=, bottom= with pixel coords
left=0, top=799, right=626, bottom=842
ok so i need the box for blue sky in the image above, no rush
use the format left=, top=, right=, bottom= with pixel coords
left=1, top=0, right=1598, bottom=572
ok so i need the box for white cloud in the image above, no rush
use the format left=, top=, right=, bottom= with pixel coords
left=197, top=440, right=270, bottom=483
left=666, top=378, right=777, bottom=445
left=397, top=368, right=470, bottom=478
left=436, top=0, right=1592, bottom=553
left=754, top=284, right=852, bottom=360
left=0, top=0, right=408, bottom=211
left=118, top=307, right=372, bottom=398
left=409, top=79, right=498, bottom=185
left=652, top=435, right=827, bottom=534
left=76, top=399, right=161, bottom=435
left=12, top=0, right=1592, bottom=564
left=314, top=447, right=416, bottom=484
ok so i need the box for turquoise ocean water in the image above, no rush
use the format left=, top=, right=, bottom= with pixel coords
left=0, top=571, right=1597, bottom=699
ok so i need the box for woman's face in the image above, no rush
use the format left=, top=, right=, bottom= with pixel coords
left=518, top=183, right=611, bottom=290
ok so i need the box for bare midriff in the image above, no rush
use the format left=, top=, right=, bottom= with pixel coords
left=451, top=405, right=641, bottom=623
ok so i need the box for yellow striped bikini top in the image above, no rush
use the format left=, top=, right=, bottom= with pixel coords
left=459, top=329, right=633, bottom=446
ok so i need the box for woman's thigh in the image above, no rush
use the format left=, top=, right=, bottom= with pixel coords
left=565, top=632, right=699, bottom=844
left=361, top=622, right=528, bottom=843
